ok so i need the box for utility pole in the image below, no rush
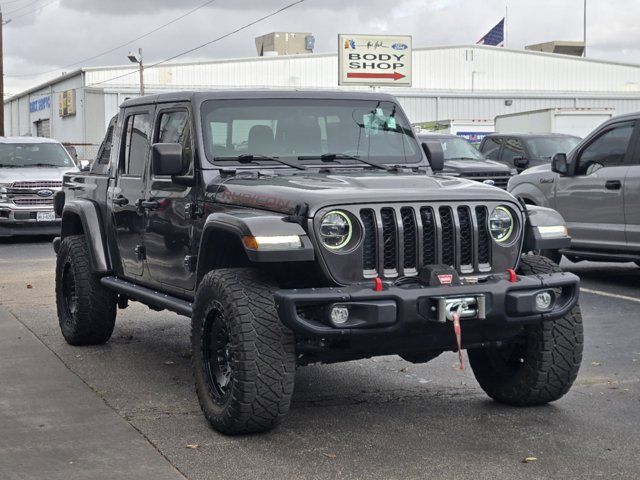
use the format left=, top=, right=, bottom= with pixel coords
left=0, top=8, right=5, bottom=136
left=127, top=48, right=144, bottom=96
left=583, top=0, right=587, bottom=57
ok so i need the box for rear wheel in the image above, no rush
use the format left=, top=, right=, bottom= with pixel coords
left=192, top=268, right=296, bottom=435
left=468, top=254, right=583, bottom=405
left=55, top=235, right=117, bottom=345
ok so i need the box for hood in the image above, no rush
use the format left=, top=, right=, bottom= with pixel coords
left=207, top=170, right=518, bottom=216
left=0, top=166, right=78, bottom=185
left=520, top=163, right=552, bottom=176
left=442, top=159, right=511, bottom=174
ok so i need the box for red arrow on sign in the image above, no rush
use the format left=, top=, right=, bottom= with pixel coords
left=347, top=71, right=406, bottom=81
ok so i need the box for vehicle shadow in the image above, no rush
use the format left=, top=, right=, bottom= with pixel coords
left=0, top=234, right=56, bottom=245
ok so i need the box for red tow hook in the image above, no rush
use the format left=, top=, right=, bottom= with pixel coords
left=452, top=312, right=464, bottom=370
left=373, top=277, right=383, bottom=292
left=507, top=268, right=518, bottom=283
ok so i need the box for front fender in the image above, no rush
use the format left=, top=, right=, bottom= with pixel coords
left=61, top=200, right=110, bottom=273
left=523, top=205, right=571, bottom=252
left=200, top=209, right=315, bottom=263
left=508, top=178, right=551, bottom=208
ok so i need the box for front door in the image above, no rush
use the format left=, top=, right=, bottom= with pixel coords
left=554, top=120, right=635, bottom=250
left=142, top=106, right=197, bottom=291
left=110, top=108, right=153, bottom=277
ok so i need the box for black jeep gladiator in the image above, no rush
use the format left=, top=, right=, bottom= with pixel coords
left=53, top=91, right=583, bottom=435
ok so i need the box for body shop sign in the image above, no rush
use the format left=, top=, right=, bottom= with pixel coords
left=338, top=34, right=412, bottom=87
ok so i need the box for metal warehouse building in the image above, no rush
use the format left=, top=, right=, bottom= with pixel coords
left=5, top=44, right=640, bottom=160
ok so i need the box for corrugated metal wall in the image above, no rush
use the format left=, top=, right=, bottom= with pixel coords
left=84, top=45, right=640, bottom=94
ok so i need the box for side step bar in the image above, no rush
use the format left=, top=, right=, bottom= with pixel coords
left=559, top=249, right=640, bottom=263
left=100, top=276, right=193, bottom=317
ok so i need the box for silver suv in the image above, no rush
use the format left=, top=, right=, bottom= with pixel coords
left=508, top=112, right=640, bottom=265
left=0, top=137, right=78, bottom=237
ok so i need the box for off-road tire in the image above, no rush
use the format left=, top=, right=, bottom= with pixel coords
left=55, top=235, right=117, bottom=345
left=192, top=268, right=296, bottom=435
left=468, top=254, right=583, bottom=406
left=540, top=249, right=562, bottom=264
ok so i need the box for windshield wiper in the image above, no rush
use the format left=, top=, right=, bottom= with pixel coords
left=215, top=154, right=306, bottom=171
left=0, top=163, right=19, bottom=168
left=30, top=163, right=64, bottom=167
left=298, top=153, right=389, bottom=171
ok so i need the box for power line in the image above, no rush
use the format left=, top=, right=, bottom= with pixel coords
left=7, top=0, right=306, bottom=100
left=5, top=0, right=57, bottom=21
left=88, top=0, right=306, bottom=88
left=6, top=0, right=217, bottom=78
left=1, top=0, right=34, bottom=6
left=5, top=0, right=50, bottom=15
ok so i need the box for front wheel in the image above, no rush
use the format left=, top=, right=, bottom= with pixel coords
left=191, top=268, right=296, bottom=435
left=468, top=254, right=583, bottom=406
left=55, top=235, right=117, bottom=345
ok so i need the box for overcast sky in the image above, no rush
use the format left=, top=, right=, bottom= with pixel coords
left=3, top=0, right=639, bottom=95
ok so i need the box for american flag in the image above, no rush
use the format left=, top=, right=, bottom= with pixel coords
left=477, top=18, right=505, bottom=47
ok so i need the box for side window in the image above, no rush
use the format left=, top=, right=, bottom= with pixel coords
left=576, top=123, right=634, bottom=175
left=120, top=113, right=151, bottom=176
left=156, top=110, right=193, bottom=173
left=97, top=119, right=115, bottom=165
left=482, top=137, right=501, bottom=160
left=501, top=138, right=526, bottom=162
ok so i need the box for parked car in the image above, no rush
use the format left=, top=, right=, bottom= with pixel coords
left=54, top=90, right=581, bottom=435
left=418, top=133, right=514, bottom=189
left=480, top=133, right=581, bottom=173
left=0, top=137, right=78, bottom=237
left=508, top=112, right=640, bottom=266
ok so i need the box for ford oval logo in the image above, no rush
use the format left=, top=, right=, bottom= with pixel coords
left=392, top=43, right=408, bottom=50
left=37, top=189, right=54, bottom=197
left=482, top=179, right=496, bottom=186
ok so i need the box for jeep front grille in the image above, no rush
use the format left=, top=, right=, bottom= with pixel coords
left=359, top=204, right=492, bottom=278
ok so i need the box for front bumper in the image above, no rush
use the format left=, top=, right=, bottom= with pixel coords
left=0, top=206, right=60, bottom=237
left=274, top=271, right=579, bottom=338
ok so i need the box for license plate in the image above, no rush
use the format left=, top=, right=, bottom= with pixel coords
left=36, top=211, right=56, bottom=222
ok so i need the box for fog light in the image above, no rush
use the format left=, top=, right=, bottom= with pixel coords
left=330, top=305, right=349, bottom=325
left=535, top=291, right=554, bottom=311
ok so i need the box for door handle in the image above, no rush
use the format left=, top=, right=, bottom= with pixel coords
left=136, top=199, right=160, bottom=210
left=112, top=195, right=129, bottom=206
left=605, top=180, right=622, bottom=190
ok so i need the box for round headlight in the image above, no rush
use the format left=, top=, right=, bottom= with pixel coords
left=489, top=206, right=515, bottom=243
left=319, top=210, right=352, bottom=250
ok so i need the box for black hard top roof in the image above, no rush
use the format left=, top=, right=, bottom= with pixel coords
left=120, top=89, right=399, bottom=108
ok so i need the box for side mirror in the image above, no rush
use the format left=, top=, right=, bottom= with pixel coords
left=551, top=153, right=569, bottom=175
left=422, top=141, right=444, bottom=172
left=513, top=156, right=530, bottom=170
left=152, top=143, right=184, bottom=176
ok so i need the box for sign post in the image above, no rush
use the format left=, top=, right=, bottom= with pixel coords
left=338, top=34, right=412, bottom=87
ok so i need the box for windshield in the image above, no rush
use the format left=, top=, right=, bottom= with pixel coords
left=0, top=143, right=75, bottom=168
left=201, top=98, right=422, bottom=166
left=429, top=136, right=485, bottom=161
left=525, top=137, right=581, bottom=159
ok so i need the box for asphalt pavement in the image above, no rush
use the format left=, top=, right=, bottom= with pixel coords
left=1, top=236, right=638, bottom=480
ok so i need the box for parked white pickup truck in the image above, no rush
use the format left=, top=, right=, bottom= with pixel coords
left=0, top=137, right=78, bottom=237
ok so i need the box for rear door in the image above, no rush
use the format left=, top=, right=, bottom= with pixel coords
left=142, top=105, right=197, bottom=291
left=624, top=133, right=640, bottom=250
left=554, top=120, right=635, bottom=250
left=110, top=107, right=154, bottom=278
